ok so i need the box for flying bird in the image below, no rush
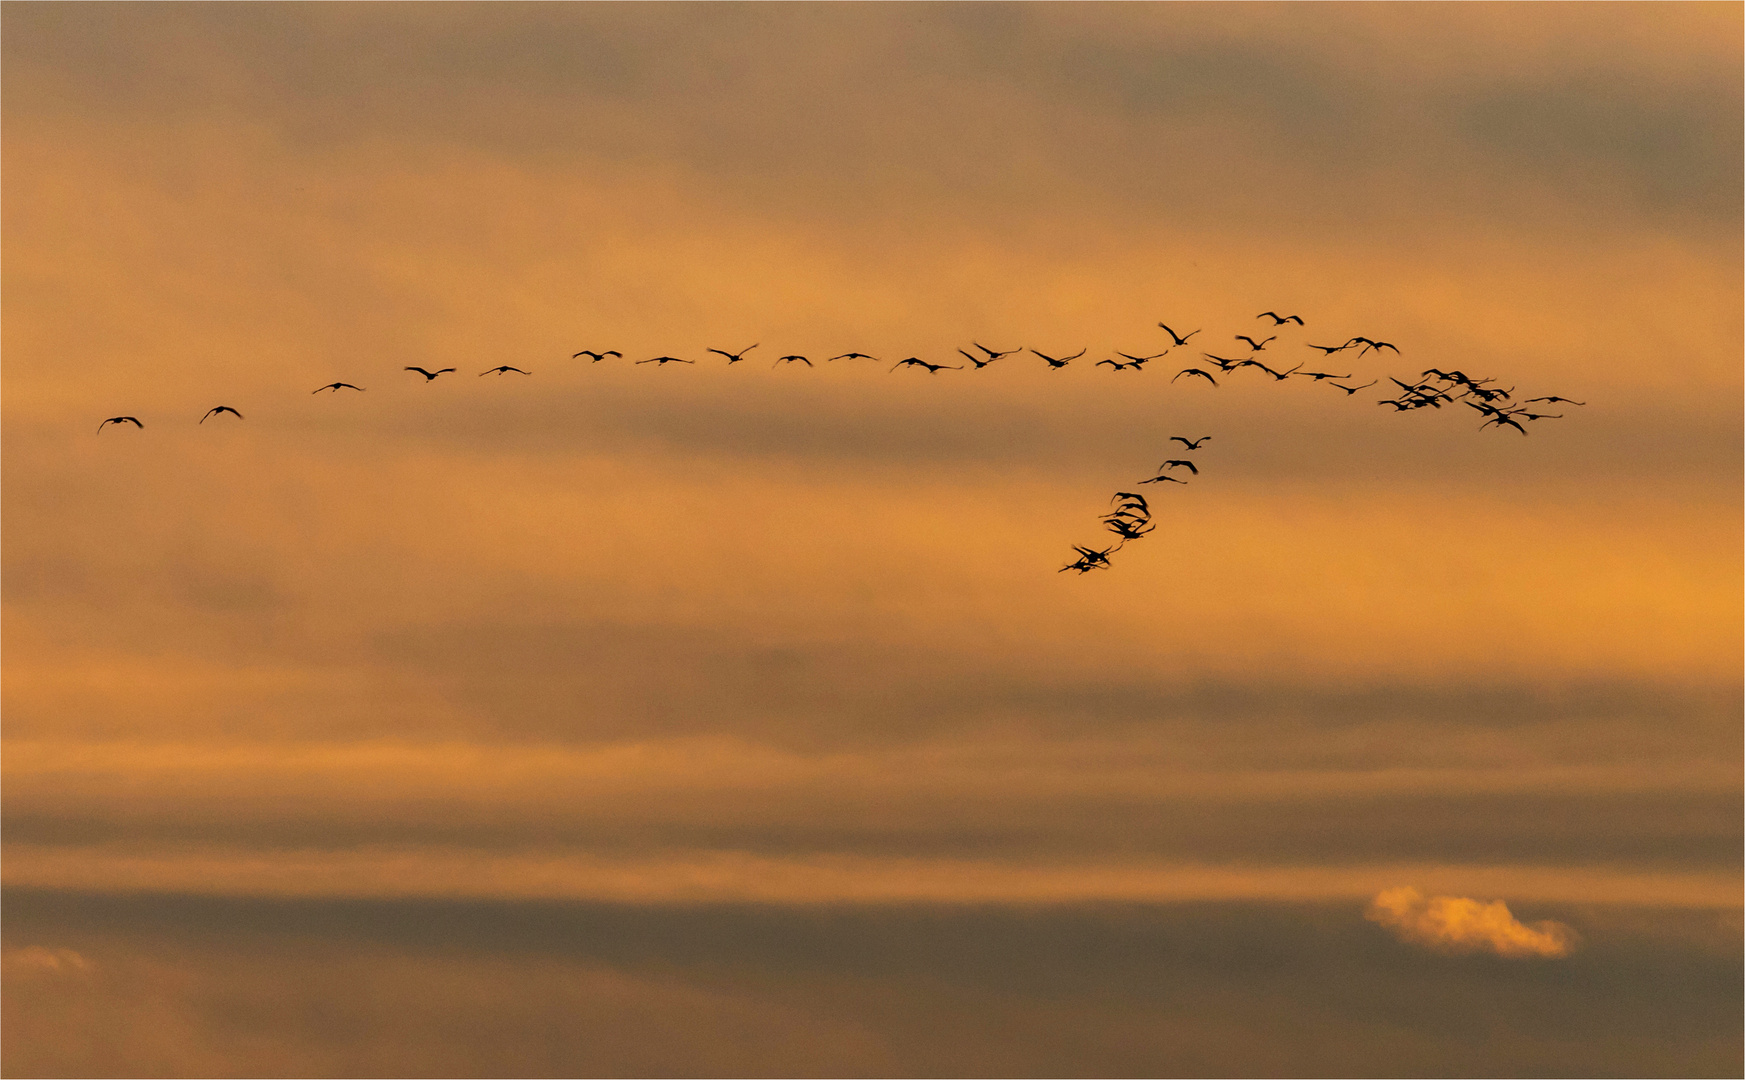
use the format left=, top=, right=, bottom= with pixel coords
left=1172, top=367, right=1219, bottom=386
left=1296, top=371, right=1351, bottom=382
left=1157, top=323, right=1201, bottom=346
left=405, top=367, right=457, bottom=380
left=1328, top=379, right=1378, bottom=395
left=829, top=352, right=879, bottom=362
left=1157, top=459, right=1198, bottom=475
left=1525, top=396, right=1585, bottom=406
left=480, top=366, right=530, bottom=376
left=1305, top=342, right=1353, bottom=354
left=1257, top=312, right=1305, bottom=325
left=312, top=382, right=365, bottom=393
left=1116, top=351, right=1168, bottom=363
left=1169, top=435, right=1211, bottom=450
left=1096, top=358, right=1137, bottom=371
left=891, top=357, right=961, bottom=373
left=1348, top=337, right=1400, bottom=355
left=199, top=406, right=244, bottom=423
left=637, top=355, right=694, bottom=365
left=959, top=349, right=997, bottom=369
left=1030, top=348, right=1085, bottom=369
left=774, top=355, right=812, bottom=367
left=1138, top=473, right=1187, bottom=484
left=572, top=350, right=623, bottom=362
left=708, top=345, right=759, bottom=363
left=972, top=342, right=1022, bottom=360
left=97, top=416, right=143, bottom=433
left=1201, top=353, right=1246, bottom=371
left=1234, top=335, right=1276, bottom=351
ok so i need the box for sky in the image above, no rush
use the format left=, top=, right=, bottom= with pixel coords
left=3, top=3, right=1741, bottom=1076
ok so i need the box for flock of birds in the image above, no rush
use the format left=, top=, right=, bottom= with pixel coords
left=94, top=309, right=1582, bottom=574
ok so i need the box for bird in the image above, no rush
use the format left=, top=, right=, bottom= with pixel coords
left=637, top=355, right=694, bottom=365
left=1234, top=335, right=1276, bottom=351
left=1096, top=358, right=1136, bottom=371
left=199, top=406, right=244, bottom=423
left=312, top=382, right=365, bottom=393
left=1105, top=516, right=1154, bottom=540
left=405, top=367, right=457, bottom=380
left=1525, top=396, right=1585, bottom=406
left=1254, top=361, right=1301, bottom=381
left=1116, top=351, right=1168, bottom=363
left=1030, top=348, right=1085, bottom=369
left=1170, top=435, right=1211, bottom=449
left=1201, top=353, right=1246, bottom=372
left=572, top=350, right=622, bottom=362
left=891, top=357, right=961, bottom=373
left=480, top=366, right=530, bottom=376
left=707, top=344, right=758, bottom=363
left=1059, top=544, right=1118, bottom=573
left=1347, top=337, right=1399, bottom=355
left=1138, top=473, right=1187, bottom=484
left=972, top=342, right=1022, bottom=360
left=959, top=349, right=997, bottom=369
left=1480, top=412, right=1528, bottom=435
left=97, top=416, right=143, bottom=433
left=1158, top=323, right=1200, bottom=346
left=774, top=355, right=812, bottom=367
left=1520, top=411, right=1564, bottom=421
left=1157, top=459, right=1198, bottom=475
left=1328, top=380, right=1378, bottom=395
left=829, top=352, right=879, bottom=362
left=1296, top=371, right=1351, bottom=382
left=1305, top=342, right=1353, bottom=354
left=1172, top=367, right=1219, bottom=386
left=1257, top=312, right=1305, bottom=325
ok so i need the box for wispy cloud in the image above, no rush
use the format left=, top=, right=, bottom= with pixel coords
left=1366, top=886, right=1577, bottom=957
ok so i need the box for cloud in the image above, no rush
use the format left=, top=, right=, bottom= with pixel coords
left=1366, top=886, right=1577, bottom=958
left=3, top=946, right=93, bottom=974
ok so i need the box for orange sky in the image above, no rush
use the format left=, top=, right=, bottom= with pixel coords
left=3, top=3, right=1740, bottom=1075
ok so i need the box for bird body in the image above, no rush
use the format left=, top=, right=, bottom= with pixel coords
left=1257, top=312, right=1304, bottom=325
left=774, top=355, right=812, bottom=367
left=1158, top=323, right=1200, bottom=346
left=313, top=382, right=365, bottom=393
left=405, top=367, right=457, bottom=380
left=708, top=344, right=759, bottom=363
left=200, top=406, right=244, bottom=423
left=480, top=366, right=530, bottom=376
left=1169, top=436, right=1211, bottom=450
left=637, top=356, right=694, bottom=365
left=1172, top=367, right=1218, bottom=386
left=97, top=416, right=143, bottom=433
left=1030, top=348, right=1085, bottom=369
left=891, top=357, right=960, bottom=373
left=572, top=350, right=623, bottom=362
left=1234, top=334, right=1276, bottom=351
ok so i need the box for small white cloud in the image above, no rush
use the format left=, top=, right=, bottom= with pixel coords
left=1366, top=886, right=1577, bottom=958
left=3, top=946, right=94, bottom=974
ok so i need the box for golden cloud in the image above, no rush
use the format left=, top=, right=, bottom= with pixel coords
left=1366, top=886, right=1578, bottom=958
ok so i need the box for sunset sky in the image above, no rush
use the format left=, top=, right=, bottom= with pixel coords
left=4, top=4, right=1740, bottom=1076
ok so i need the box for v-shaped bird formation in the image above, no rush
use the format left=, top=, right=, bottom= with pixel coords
left=94, top=308, right=1581, bottom=574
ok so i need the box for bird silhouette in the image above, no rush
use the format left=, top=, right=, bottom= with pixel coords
left=97, top=416, right=143, bottom=433
left=707, top=344, right=758, bottom=363
left=829, top=352, right=879, bottom=362
left=312, top=382, right=365, bottom=393
left=1296, top=371, right=1350, bottom=382
left=1172, top=367, right=1219, bottom=386
left=1096, top=358, right=1137, bottom=371
left=1201, top=353, right=1246, bottom=372
left=480, top=366, right=530, bottom=376
left=972, top=342, right=1022, bottom=360
left=1158, top=323, right=1201, bottom=346
left=1328, top=379, right=1378, bottom=395
left=1157, top=459, right=1198, bottom=475
left=199, top=406, right=244, bottom=423
left=1030, top=348, right=1085, bottom=369
left=405, top=367, right=457, bottom=380
left=1257, top=312, right=1305, bottom=325
left=1170, top=435, right=1211, bottom=450
left=891, top=357, right=961, bottom=373
left=1347, top=337, right=1399, bottom=355
left=1116, top=351, right=1168, bottom=363
left=1305, top=342, right=1353, bottom=354
left=637, top=356, right=694, bottom=365
left=959, top=349, right=997, bottom=369
left=774, top=355, right=812, bottom=367
left=1525, top=396, right=1585, bottom=406
left=1234, top=335, right=1276, bottom=351
left=572, top=350, right=622, bottom=362
left=1138, top=473, right=1187, bottom=485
